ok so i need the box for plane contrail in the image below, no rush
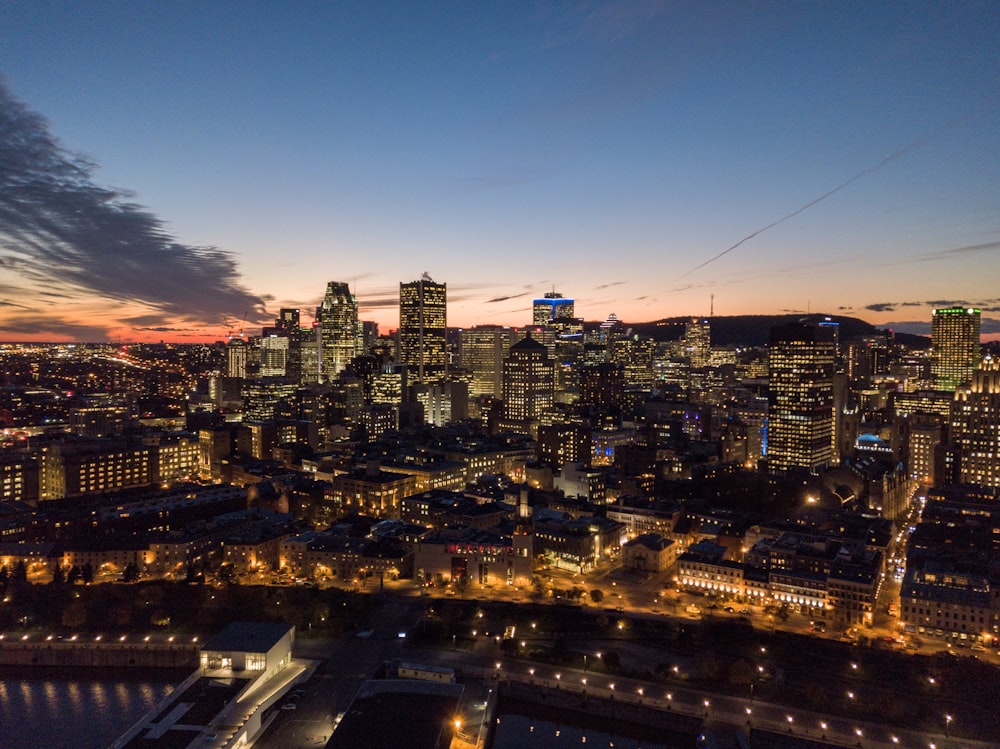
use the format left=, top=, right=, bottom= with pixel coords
left=677, top=120, right=961, bottom=280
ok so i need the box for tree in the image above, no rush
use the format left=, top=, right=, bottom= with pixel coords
left=67, top=566, right=81, bottom=585
left=50, top=565, right=65, bottom=585
left=589, top=588, right=604, bottom=603
left=81, top=563, right=94, bottom=584
left=122, top=562, right=140, bottom=583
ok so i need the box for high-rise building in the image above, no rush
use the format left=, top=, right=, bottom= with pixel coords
left=259, top=334, right=289, bottom=378
left=226, top=338, right=248, bottom=379
left=533, top=291, right=575, bottom=326
left=501, top=335, right=554, bottom=433
left=317, top=282, right=359, bottom=382
left=683, top=318, right=711, bottom=369
left=931, top=306, right=980, bottom=391
left=767, top=322, right=836, bottom=473
left=275, top=308, right=303, bottom=382
left=460, top=325, right=514, bottom=397
left=399, top=277, right=447, bottom=384
left=951, top=355, right=1000, bottom=486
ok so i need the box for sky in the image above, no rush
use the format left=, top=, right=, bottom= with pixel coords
left=0, top=1, right=998, bottom=343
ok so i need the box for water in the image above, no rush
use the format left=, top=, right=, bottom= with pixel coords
left=491, top=713, right=674, bottom=749
left=0, top=671, right=185, bottom=749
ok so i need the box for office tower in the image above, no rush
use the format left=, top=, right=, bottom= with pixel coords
left=501, top=335, right=554, bottom=432
left=951, top=355, right=1000, bottom=486
left=767, top=322, right=836, bottom=473
left=932, top=306, right=980, bottom=391
left=399, top=277, right=447, bottom=384
left=579, top=363, right=624, bottom=414
left=460, top=325, right=514, bottom=397
left=275, top=308, right=302, bottom=382
left=533, top=291, right=575, bottom=325
left=226, top=338, right=248, bottom=379
left=259, top=334, right=289, bottom=378
left=317, top=282, right=359, bottom=382
left=683, top=318, right=711, bottom=369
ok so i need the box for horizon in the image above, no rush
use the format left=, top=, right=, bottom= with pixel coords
left=1, top=3, right=998, bottom=343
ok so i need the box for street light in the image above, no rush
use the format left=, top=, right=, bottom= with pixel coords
left=945, top=714, right=952, bottom=736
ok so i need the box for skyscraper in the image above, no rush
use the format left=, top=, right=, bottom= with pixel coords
left=931, top=306, right=981, bottom=391
left=532, top=291, right=575, bottom=325
left=317, top=282, right=359, bottom=382
left=683, top=318, right=711, bottom=369
left=501, top=335, right=554, bottom=433
left=951, top=355, right=1000, bottom=486
left=767, top=322, right=836, bottom=473
left=459, top=325, right=513, bottom=397
left=399, top=276, right=447, bottom=384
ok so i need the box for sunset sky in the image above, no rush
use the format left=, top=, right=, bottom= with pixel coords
left=1, top=2, right=998, bottom=342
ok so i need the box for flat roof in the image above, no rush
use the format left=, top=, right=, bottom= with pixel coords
left=327, top=679, right=463, bottom=749
left=202, top=621, right=293, bottom=654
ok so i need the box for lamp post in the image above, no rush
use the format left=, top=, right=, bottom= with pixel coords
left=945, top=714, right=952, bottom=737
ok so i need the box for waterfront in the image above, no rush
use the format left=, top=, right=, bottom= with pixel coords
left=491, top=713, right=672, bottom=749
left=0, top=670, right=187, bottom=749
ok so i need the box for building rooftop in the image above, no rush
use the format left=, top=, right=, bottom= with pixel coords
left=202, top=621, right=293, bottom=655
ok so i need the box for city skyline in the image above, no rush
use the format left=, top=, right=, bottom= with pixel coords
left=1, top=2, right=998, bottom=342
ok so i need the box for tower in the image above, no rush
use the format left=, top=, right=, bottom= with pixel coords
left=532, top=291, right=575, bottom=326
left=318, top=282, right=359, bottom=382
left=683, top=318, right=711, bottom=369
left=951, top=355, right=1000, bottom=486
left=459, top=325, right=513, bottom=397
left=932, top=306, right=981, bottom=391
left=767, top=322, right=836, bottom=473
left=399, top=276, right=447, bottom=384
left=501, top=334, right=554, bottom=433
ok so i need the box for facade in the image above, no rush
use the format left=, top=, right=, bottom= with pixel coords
left=318, top=281, right=359, bottom=381
left=414, top=526, right=533, bottom=589
left=683, top=318, right=711, bottom=369
left=767, top=323, right=836, bottom=473
left=951, top=356, right=1000, bottom=487
left=200, top=621, right=294, bottom=677
left=622, top=533, right=676, bottom=573
left=532, top=291, right=575, bottom=325
left=931, top=306, right=981, bottom=391
left=500, top=336, right=554, bottom=432
left=459, top=325, right=513, bottom=397
left=399, top=277, right=447, bottom=384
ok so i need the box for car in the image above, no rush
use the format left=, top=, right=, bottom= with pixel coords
left=723, top=606, right=735, bottom=613
left=739, top=608, right=751, bottom=615
left=281, top=702, right=298, bottom=710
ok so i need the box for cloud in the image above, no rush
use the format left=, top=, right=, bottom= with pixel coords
left=0, top=79, right=269, bottom=332
left=486, top=292, right=530, bottom=304
left=864, top=303, right=896, bottom=313
left=594, top=281, right=625, bottom=290
left=0, top=311, right=112, bottom=341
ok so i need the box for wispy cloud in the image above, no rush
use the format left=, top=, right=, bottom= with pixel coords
left=594, top=281, right=625, bottom=290
left=0, top=79, right=269, bottom=335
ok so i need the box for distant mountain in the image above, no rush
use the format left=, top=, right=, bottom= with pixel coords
left=617, top=314, right=931, bottom=349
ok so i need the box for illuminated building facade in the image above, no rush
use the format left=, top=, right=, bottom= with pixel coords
left=501, top=335, right=554, bottom=432
left=259, top=334, right=289, bottom=378
left=226, top=339, right=248, bottom=379
left=951, top=355, right=1000, bottom=486
left=683, top=318, right=711, bottom=369
left=399, top=277, right=447, bottom=384
left=532, top=291, right=574, bottom=325
left=459, top=325, right=513, bottom=397
left=317, top=281, right=359, bottom=381
left=931, top=306, right=980, bottom=391
left=767, top=322, right=836, bottom=473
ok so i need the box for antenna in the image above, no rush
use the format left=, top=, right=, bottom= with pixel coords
left=710, top=294, right=714, bottom=317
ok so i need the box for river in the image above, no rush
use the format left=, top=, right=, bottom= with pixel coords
left=0, top=669, right=188, bottom=749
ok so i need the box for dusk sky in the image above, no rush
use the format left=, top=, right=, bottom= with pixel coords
left=1, top=1, right=998, bottom=342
